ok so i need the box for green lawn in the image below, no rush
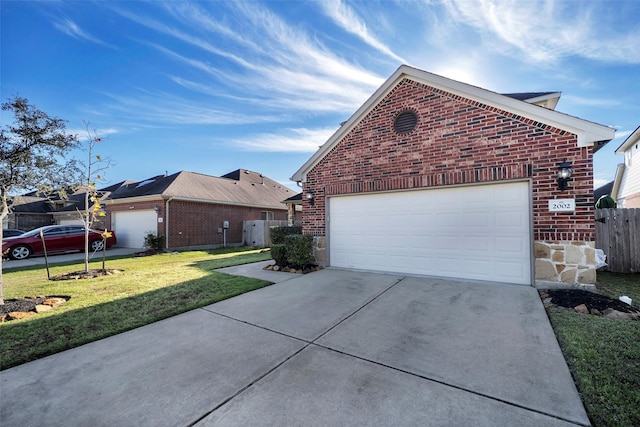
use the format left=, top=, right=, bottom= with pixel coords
left=0, top=248, right=273, bottom=370
left=547, top=272, right=640, bottom=427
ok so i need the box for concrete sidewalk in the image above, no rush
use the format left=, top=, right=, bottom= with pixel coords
left=0, top=264, right=589, bottom=426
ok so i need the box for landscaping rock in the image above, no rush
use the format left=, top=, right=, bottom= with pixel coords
left=8, top=312, right=36, bottom=320
left=35, top=304, right=53, bottom=313
left=574, top=304, right=589, bottom=314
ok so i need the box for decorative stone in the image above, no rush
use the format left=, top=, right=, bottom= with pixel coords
left=560, top=268, right=576, bottom=283
left=534, top=242, right=550, bottom=259
left=43, top=298, right=66, bottom=307
left=585, top=247, right=596, bottom=266
left=577, top=268, right=596, bottom=285
left=602, top=308, right=639, bottom=321
left=8, top=312, right=36, bottom=320
left=535, top=260, right=557, bottom=281
left=565, top=245, right=583, bottom=265
left=35, top=304, right=53, bottom=313
left=552, top=250, right=564, bottom=262
left=574, top=304, right=589, bottom=314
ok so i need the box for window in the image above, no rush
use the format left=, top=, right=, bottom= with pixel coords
left=261, top=211, right=274, bottom=220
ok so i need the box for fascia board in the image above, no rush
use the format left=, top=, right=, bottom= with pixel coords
left=167, top=196, right=285, bottom=211
left=615, top=126, right=640, bottom=154
left=104, top=195, right=163, bottom=205
left=611, top=163, right=625, bottom=200
left=291, top=65, right=615, bottom=182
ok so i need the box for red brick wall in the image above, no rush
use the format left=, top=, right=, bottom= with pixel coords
left=107, top=199, right=286, bottom=248
left=304, top=79, right=594, bottom=241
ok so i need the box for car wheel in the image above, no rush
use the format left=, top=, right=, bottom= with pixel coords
left=9, top=245, right=32, bottom=260
left=90, top=240, right=105, bottom=251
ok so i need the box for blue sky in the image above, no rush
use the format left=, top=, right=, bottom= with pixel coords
left=1, top=1, right=639, bottom=191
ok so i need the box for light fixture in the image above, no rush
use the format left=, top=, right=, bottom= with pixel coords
left=153, top=204, right=161, bottom=214
left=306, top=190, right=315, bottom=206
left=557, top=160, right=573, bottom=190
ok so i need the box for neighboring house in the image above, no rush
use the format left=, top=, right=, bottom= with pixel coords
left=104, top=169, right=294, bottom=249
left=292, top=65, right=614, bottom=287
left=7, top=182, right=131, bottom=231
left=613, top=125, right=640, bottom=207
left=282, top=193, right=303, bottom=226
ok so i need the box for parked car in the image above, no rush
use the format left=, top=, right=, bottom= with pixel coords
left=2, top=229, right=26, bottom=238
left=2, top=225, right=117, bottom=260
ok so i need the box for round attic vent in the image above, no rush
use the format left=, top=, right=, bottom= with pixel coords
left=394, top=110, right=418, bottom=134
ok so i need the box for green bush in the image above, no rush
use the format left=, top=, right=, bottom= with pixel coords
left=285, top=234, right=314, bottom=267
left=270, top=226, right=302, bottom=244
left=143, top=233, right=164, bottom=252
left=271, top=244, right=288, bottom=266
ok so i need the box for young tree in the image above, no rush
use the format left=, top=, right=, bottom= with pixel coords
left=77, top=122, right=112, bottom=273
left=0, top=96, right=80, bottom=304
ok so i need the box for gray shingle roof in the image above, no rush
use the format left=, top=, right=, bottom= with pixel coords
left=107, top=169, right=295, bottom=209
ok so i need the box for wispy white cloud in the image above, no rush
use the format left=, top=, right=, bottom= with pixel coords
left=101, top=90, right=283, bottom=126
left=231, top=127, right=337, bottom=153
left=52, top=17, right=116, bottom=49
left=113, top=1, right=384, bottom=118
left=441, top=0, right=640, bottom=64
left=562, top=95, right=621, bottom=108
left=319, top=0, right=406, bottom=64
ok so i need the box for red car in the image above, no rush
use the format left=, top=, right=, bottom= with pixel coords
left=2, top=225, right=117, bottom=260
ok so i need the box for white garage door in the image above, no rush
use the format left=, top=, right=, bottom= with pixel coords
left=329, top=182, right=531, bottom=285
left=113, top=210, right=157, bottom=249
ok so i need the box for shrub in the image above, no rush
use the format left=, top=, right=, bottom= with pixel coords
left=285, top=234, right=314, bottom=267
left=271, top=244, right=288, bottom=266
left=143, top=233, right=164, bottom=252
left=270, top=226, right=302, bottom=245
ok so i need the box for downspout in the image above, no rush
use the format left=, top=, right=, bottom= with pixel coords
left=165, top=197, right=173, bottom=249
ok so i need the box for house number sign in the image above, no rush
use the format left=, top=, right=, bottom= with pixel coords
left=548, top=198, right=575, bottom=212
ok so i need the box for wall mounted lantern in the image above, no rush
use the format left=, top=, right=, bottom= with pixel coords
left=306, top=190, right=315, bottom=206
left=153, top=204, right=161, bottom=214
left=557, top=160, right=573, bottom=190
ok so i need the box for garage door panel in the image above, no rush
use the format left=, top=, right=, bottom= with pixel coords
left=329, top=182, right=531, bottom=285
left=113, top=210, right=157, bottom=249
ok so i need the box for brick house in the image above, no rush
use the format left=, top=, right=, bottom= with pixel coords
left=291, top=65, right=614, bottom=287
left=105, top=169, right=294, bottom=249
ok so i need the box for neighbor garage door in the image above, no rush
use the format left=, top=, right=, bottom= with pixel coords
left=329, top=181, right=531, bottom=285
left=112, top=210, right=157, bottom=249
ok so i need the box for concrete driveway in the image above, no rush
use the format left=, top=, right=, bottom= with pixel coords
left=0, top=264, right=589, bottom=426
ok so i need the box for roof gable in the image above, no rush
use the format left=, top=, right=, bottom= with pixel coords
left=292, top=65, right=614, bottom=182
left=616, top=125, right=640, bottom=154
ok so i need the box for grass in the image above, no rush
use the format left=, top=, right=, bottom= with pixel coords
left=0, top=247, right=273, bottom=370
left=547, top=272, right=640, bottom=427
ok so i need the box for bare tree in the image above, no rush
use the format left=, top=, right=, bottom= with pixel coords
left=0, top=96, right=80, bottom=304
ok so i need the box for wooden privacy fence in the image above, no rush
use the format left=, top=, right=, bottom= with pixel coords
left=595, top=208, right=640, bottom=273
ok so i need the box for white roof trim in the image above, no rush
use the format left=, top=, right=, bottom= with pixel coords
left=615, top=125, right=640, bottom=154
left=291, top=65, right=614, bottom=182
left=611, top=163, right=625, bottom=200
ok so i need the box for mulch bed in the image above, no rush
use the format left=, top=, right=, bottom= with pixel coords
left=0, top=295, right=70, bottom=321
left=540, top=289, right=640, bottom=319
left=264, top=264, right=322, bottom=274
left=49, top=269, right=122, bottom=280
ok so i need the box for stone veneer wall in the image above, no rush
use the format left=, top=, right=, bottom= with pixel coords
left=312, top=236, right=326, bottom=266
left=535, top=240, right=596, bottom=285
